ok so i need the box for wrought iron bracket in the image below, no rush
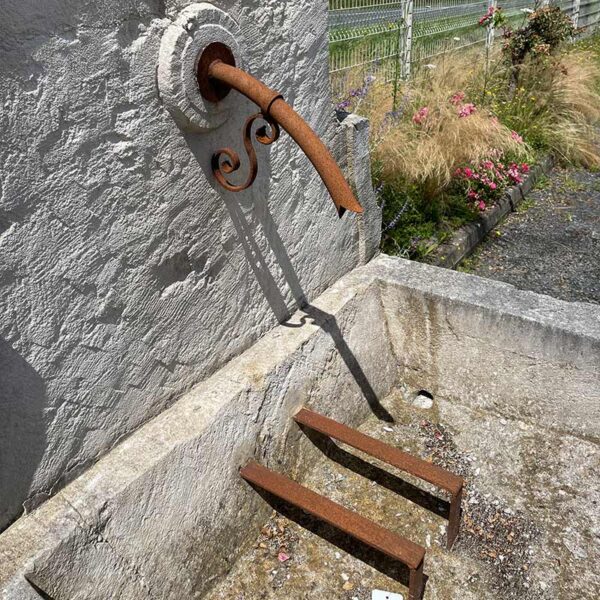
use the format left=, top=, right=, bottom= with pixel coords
left=196, top=42, right=363, bottom=216
left=211, top=112, right=280, bottom=192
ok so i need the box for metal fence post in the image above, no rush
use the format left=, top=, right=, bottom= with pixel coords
left=572, top=0, right=581, bottom=28
left=485, top=0, right=497, bottom=51
left=401, top=0, right=413, bottom=79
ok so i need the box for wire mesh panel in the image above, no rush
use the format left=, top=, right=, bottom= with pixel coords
left=578, top=0, right=600, bottom=27
left=411, top=0, right=488, bottom=67
left=500, top=0, right=539, bottom=28
left=328, top=1, right=405, bottom=102
left=552, top=0, right=575, bottom=17
left=328, top=0, right=599, bottom=99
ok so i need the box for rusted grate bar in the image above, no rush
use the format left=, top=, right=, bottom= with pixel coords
left=240, top=460, right=425, bottom=600
left=294, top=407, right=464, bottom=549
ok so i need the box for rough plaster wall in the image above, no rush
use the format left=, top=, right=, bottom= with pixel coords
left=0, top=0, right=372, bottom=530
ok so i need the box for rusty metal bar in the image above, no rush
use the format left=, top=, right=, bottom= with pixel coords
left=240, top=460, right=425, bottom=600
left=294, top=407, right=464, bottom=549
left=197, top=42, right=363, bottom=217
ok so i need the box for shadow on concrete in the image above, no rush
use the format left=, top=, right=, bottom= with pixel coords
left=300, top=426, right=450, bottom=519
left=186, top=98, right=391, bottom=421
left=24, top=577, right=54, bottom=600
left=0, top=338, right=47, bottom=532
left=250, top=484, right=428, bottom=599
left=225, top=194, right=393, bottom=423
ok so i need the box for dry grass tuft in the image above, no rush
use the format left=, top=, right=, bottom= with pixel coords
left=544, top=50, right=600, bottom=167
left=359, top=53, right=527, bottom=197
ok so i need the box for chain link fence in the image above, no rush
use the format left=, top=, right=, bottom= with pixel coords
left=329, top=0, right=600, bottom=101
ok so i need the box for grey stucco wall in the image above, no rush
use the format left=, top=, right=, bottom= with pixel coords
left=0, top=0, right=379, bottom=531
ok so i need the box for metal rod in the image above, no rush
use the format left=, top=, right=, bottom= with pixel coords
left=294, top=407, right=464, bottom=549
left=241, top=460, right=426, bottom=600
left=207, top=59, right=364, bottom=217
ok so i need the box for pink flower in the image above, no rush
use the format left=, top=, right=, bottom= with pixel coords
left=478, top=201, right=486, bottom=211
left=479, top=6, right=496, bottom=27
left=511, top=130, right=523, bottom=143
left=489, top=182, right=497, bottom=190
left=482, top=160, right=494, bottom=170
left=412, top=106, right=429, bottom=125
left=458, top=103, right=476, bottom=118
left=520, top=163, right=530, bottom=173
left=508, top=163, right=523, bottom=184
left=467, top=190, right=479, bottom=200
left=450, top=91, right=466, bottom=105
left=463, top=167, right=474, bottom=178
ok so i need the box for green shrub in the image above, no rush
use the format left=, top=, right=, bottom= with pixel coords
left=503, top=6, right=575, bottom=67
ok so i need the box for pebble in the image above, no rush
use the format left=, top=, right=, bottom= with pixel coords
left=412, top=394, right=434, bottom=409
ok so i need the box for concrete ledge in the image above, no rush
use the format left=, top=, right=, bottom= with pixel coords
left=429, top=156, right=554, bottom=269
left=0, top=266, right=399, bottom=600
left=1, top=254, right=598, bottom=599
left=372, top=255, right=600, bottom=442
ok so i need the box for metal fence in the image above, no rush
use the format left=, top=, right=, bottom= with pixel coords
left=328, top=0, right=600, bottom=100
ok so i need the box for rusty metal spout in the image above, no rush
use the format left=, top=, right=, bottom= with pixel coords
left=197, top=42, right=363, bottom=217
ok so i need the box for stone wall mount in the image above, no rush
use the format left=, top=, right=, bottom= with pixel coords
left=157, top=2, right=244, bottom=132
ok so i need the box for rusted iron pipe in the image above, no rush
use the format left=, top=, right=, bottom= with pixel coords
left=207, top=59, right=363, bottom=217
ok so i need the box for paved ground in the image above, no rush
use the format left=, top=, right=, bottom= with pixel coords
left=462, top=166, right=600, bottom=304
left=204, top=386, right=599, bottom=600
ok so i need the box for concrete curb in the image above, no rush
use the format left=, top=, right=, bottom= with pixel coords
left=427, top=155, right=554, bottom=269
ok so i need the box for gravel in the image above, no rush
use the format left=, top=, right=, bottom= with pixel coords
left=465, top=166, right=600, bottom=304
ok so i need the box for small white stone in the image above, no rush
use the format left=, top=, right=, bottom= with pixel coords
left=412, top=394, right=433, bottom=409
left=341, top=573, right=349, bottom=581
left=372, top=591, right=404, bottom=600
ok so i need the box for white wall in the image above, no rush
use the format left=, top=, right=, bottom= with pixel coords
left=0, top=0, right=380, bottom=531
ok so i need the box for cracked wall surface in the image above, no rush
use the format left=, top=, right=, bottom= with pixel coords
left=0, top=0, right=381, bottom=531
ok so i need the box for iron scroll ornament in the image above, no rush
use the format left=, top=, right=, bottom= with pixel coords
left=211, top=112, right=280, bottom=192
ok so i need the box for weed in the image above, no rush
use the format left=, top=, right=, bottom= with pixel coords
left=561, top=175, right=586, bottom=192
left=457, top=254, right=479, bottom=273
left=533, top=173, right=550, bottom=190
left=516, top=198, right=536, bottom=213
